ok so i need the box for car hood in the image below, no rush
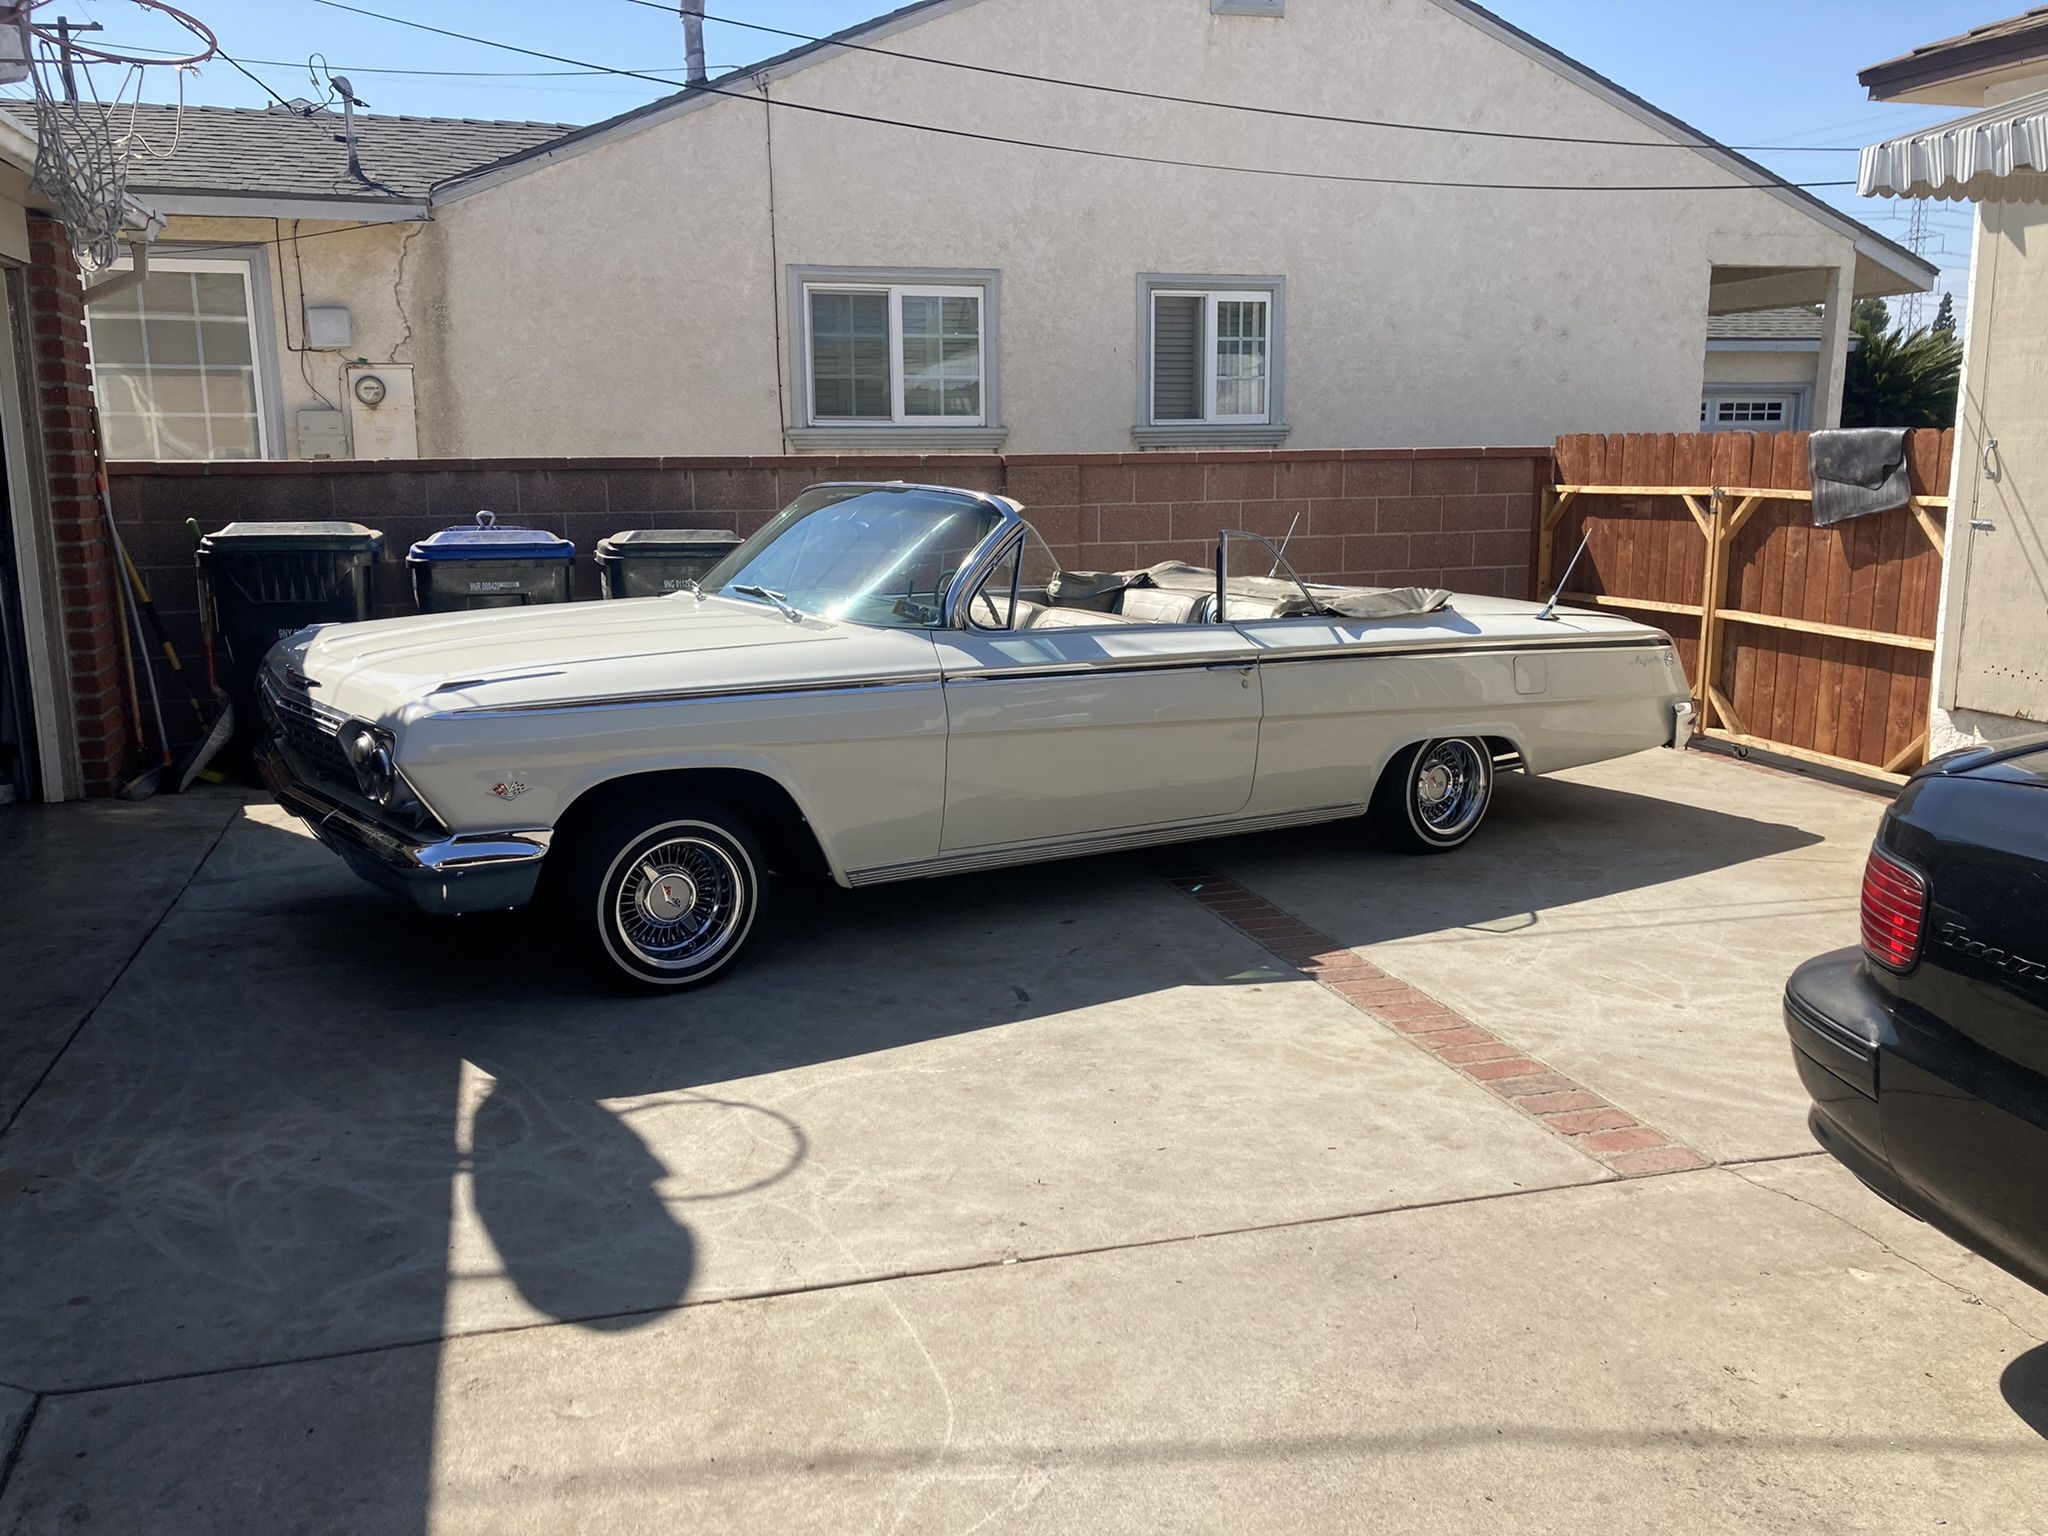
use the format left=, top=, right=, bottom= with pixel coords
left=276, top=594, right=938, bottom=722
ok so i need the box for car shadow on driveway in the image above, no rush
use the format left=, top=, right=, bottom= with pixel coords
left=1194, top=769, right=1831, bottom=947
left=0, top=770, right=1830, bottom=1534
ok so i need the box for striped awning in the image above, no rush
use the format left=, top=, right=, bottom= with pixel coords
left=1860, top=90, right=2048, bottom=203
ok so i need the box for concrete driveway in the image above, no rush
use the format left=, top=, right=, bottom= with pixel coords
left=1, top=749, right=2044, bottom=1533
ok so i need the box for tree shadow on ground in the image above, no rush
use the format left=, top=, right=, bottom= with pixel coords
left=2000, top=1341, right=2048, bottom=1441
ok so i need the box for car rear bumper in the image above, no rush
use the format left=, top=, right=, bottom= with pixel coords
left=256, top=739, right=550, bottom=915
left=1786, top=948, right=2048, bottom=1293
left=1669, top=698, right=1695, bottom=749
left=1784, top=949, right=1897, bottom=1201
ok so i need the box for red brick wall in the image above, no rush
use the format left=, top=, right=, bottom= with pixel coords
left=28, top=216, right=127, bottom=795
left=108, top=446, right=1549, bottom=689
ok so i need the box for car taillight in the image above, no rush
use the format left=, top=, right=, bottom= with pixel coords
left=1860, top=847, right=1926, bottom=973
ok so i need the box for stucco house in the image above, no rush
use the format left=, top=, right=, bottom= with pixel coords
left=94, top=104, right=566, bottom=463
left=84, top=0, right=1933, bottom=462
left=1859, top=8, right=2048, bottom=752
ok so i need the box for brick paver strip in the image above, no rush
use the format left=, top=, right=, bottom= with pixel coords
left=1167, top=870, right=1711, bottom=1179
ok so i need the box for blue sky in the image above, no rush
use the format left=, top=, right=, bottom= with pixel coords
left=21, top=0, right=1999, bottom=310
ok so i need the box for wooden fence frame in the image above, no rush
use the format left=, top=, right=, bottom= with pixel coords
left=1537, top=481, right=1949, bottom=779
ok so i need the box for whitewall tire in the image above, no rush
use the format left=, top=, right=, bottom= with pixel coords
left=1369, top=738, right=1494, bottom=853
left=562, top=806, right=764, bottom=991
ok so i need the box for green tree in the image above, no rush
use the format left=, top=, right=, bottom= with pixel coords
left=1840, top=320, right=1962, bottom=429
left=1932, top=291, right=1956, bottom=333
left=1851, top=296, right=1892, bottom=337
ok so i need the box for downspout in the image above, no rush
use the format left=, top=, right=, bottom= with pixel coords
left=760, top=74, right=787, bottom=453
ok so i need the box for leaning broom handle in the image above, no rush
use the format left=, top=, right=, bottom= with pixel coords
left=100, top=464, right=169, bottom=768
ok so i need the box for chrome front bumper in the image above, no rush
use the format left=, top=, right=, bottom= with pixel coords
left=256, top=740, right=551, bottom=915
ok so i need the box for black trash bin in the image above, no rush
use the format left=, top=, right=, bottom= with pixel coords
left=407, top=511, right=575, bottom=612
left=197, top=520, right=383, bottom=750
left=594, top=527, right=742, bottom=598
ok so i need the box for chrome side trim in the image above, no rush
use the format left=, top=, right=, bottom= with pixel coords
left=443, top=636, right=1670, bottom=716
left=846, top=801, right=1366, bottom=886
left=941, top=635, right=1669, bottom=686
left=1246, top=636, right=1672, bottom=666
left=944, top=660, right=1242, bottom=686
left=447, top=674, right=942, bottom=718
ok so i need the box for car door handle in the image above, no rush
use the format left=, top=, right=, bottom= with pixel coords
left=1970, top=519, right=1997, bottom=533
left=1206, top=662, right=1256, bottom=686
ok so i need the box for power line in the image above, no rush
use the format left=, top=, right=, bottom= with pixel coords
left=213, top=44, right=306, bottom=113
left=623, top=0, right=1865, bottom=155
left=167, top=218, right=422, bottom=256
left=86, top=38, right=727, bottom=78
left=311, top=0, right=1856, bottom=195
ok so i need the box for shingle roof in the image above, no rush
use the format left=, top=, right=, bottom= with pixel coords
left=1707, top=307, right=1825, bottom=340
left=115, top=102, right=574, bottom=202
left=1860, top=7, right=2048, bottom=96
left=435, top=0, right=958, bottom=194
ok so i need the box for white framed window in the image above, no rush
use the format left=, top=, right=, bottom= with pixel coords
left=85, top=254, right=276, bottom=460
left=1136, top=274, right=1287, bottom=446
left=1151, top=289, right=1271, bottom=425
left=804, top=282, right=985, bottom=426
left=1710, top=397, right=1785, bottom=425
left=1699, top=388, right=1805, bottom=432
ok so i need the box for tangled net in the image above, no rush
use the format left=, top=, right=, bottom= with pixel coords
left=21, top=1, right=218, bottom=271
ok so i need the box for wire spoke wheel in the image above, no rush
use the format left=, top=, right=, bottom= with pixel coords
left=612, top=834, right=747, bottom=970
left=1412, top=739, right=1488, bottom=839
left=1370, top=735, right=1495, bottom=854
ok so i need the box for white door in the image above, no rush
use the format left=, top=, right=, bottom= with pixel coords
left=1951, top=199, right=2048, bottom=723
left=930, top=620, right=1262, bottom=850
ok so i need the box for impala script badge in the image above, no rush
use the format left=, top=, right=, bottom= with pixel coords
left=492, top=779, right=528, bottom=801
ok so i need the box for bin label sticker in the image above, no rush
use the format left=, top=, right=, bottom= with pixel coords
left=466, top=580, right=527, bottom=593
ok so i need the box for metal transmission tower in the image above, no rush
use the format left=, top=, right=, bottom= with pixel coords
left=1895, top=199, right=1933, bottom=330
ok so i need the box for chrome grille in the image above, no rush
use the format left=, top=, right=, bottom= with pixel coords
left=260, top=676, right=355, bottom=790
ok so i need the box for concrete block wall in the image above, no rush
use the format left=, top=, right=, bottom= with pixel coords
left=107, top=446, right=1549, bottom=675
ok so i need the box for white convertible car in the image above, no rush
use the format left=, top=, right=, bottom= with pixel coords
left=257, top=482, right=1692, bottom=989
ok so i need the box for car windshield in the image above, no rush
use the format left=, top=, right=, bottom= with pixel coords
left=700, top=485, right=1005, bottom=628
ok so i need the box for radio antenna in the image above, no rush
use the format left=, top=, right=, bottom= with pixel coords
left=1268, top=509, right=1302, bottom=577
left=1535, top=525, right=1594, bottom=621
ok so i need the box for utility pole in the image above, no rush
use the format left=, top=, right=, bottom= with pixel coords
left=47, top=14, right=103, bottom=102
left=680, top=0, right=706, bottom=86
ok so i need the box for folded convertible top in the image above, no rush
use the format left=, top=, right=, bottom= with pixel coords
left=1129, top=561, right=1453, bottom=620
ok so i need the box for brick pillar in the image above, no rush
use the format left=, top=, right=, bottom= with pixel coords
left=27, top=215, right=129, bottom=795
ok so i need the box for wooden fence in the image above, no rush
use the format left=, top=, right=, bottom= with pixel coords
left=1542, top=430, right=1953, bottom=778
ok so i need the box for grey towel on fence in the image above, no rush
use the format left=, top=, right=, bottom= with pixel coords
left=1808, top=428, right=1911, bottom=526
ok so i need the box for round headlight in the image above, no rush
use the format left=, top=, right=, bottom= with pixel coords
left=340, top=723, right=397, bottom=802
